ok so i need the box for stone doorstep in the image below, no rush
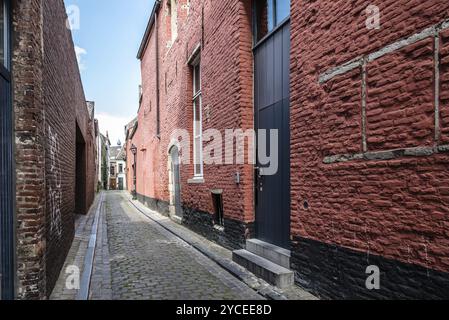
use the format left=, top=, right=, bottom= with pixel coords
left=128, top=195, right=317, bottom=300
left=246, top=239, right=291, bottom=269
left=233, top=249, right=294, bottom=289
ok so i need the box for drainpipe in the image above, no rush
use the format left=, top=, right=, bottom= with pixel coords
left=155, top=1, right=161, bottom=138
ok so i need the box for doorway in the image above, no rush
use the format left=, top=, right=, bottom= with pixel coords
left=75, top=124, right=87, bottom=215
left=169, top=145, right=182, bottom=218
left=254, top=0, right=291, bottom=249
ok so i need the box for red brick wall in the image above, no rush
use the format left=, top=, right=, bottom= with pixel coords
left=13, top=0, right=96, bottom=299
left=42, top=0, right=96, bottom=295
left=136, top=0, right=254, bottom=227
left=290, top=0, right=449, bottom=278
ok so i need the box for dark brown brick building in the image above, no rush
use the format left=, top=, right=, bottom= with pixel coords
left=0, top=0, right=97, bottom=299
left=129, top=0, right=449, bottom=299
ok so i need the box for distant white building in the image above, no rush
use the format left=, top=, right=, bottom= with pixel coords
left=109, top=143, right=127, bottom=190
left=98, top=133, right=111, bottom=190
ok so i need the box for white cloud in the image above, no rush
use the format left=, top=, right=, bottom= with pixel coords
left=75, top=46, right=87, bottom=71
left=96, top=113, right=133, bottom=147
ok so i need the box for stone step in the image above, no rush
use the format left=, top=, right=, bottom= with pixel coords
left=232, top=249, right=294, bottom=289
left=246, top=239, right=291, bottom=269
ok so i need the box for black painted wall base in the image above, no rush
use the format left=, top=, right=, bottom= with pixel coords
left=136, top=193, right=170, bottom=216
left=135, top=193, right=253, bottom=251
left=291, top=236, right=449, bottom=300
left=182, top=207, right=254, bottom=251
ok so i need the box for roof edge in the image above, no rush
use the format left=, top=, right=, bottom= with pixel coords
left=137, top=0, right=161, bottom=60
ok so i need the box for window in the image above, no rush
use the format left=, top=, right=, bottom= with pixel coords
left=0, top=0, right=8, bottom=68
left=119, top=164, right=123, bottom=173
left=110, top=165, right=115, bottom=176
left=212, top=191, right=224, bottom=227
left=192, top=60, right=203, bottom=177
left=254, top=0, right=290, bottom=42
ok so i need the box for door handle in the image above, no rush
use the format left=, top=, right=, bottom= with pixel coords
left=255, top=167, right=264, bottom=179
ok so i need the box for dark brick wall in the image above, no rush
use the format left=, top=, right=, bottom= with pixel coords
left=12, top=0, right=97, bottom=299
left=182, top=206, right=254, bottom=251
left=136, top=192, right=170, bottom=216
left=291, top=237, right=449, bottom=300
left=12, top=0, right=46, bottom=300
left=42, top=0, right=96, bottom=296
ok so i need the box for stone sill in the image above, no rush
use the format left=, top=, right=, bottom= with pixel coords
left=188, top=177, right=205, bottom=184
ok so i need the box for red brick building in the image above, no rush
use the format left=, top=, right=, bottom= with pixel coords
left=129, top=0, right=449, bottom=299
left=0, top=0, right=97, bottom=299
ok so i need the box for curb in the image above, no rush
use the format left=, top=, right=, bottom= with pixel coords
left=76, top=192, right=104, bottom=300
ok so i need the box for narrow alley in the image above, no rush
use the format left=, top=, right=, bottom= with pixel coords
left=51, top=191, right=285, bottom=300
left=1, top=0, right=449, bottom=304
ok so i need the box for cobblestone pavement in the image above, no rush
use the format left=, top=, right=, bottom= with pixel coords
left=103, top=191, right=263, bottom=300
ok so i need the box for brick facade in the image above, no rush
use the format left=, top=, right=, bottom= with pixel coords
left=11, top=0, right=97, bottom=299
left=129, top=0, right=255, bottom=250
left=132, top=0, right=449, bottom=299
left=290, top=0, right=449, bottom=298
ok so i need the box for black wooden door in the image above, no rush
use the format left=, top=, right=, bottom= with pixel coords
left=0, top=0, right=14, bottom=300
left=254, top=20, right=291, bottom=249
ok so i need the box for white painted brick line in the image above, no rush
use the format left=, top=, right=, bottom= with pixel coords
left=323, top=145, right=449, bottom=164
left=367, top=26, right=435, bottom=62
left=361, top=58, right=368, bottom=153
left=319, top=18, right=449, bottom=83
left=434, top=32, right=441, bottom=142
left=319, top=58, right=362, bottom=83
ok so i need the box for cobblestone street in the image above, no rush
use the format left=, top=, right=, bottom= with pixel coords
left=50, top=191, right=265, bottom=300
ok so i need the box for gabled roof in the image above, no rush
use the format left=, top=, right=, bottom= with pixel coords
left=116, top=146, right=126, bottom=161
left=100, top=133, right=111, bottom=146
left=125, top=117, right=138, bottom=141
left=109, top=146, right=122, bottom=159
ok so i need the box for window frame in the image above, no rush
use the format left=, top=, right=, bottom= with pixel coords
left=253, top=0, right=290, bottom=45
left=192, top=59, right=203, bottom=178
left=0, top=0, right=10, bottom=71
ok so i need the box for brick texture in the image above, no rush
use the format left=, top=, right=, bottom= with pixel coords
left=129, top=0, right=254, bottom=245
left=12, top=0, right=47, bottom=300
left=131, top=0, right=449, bottom=298
left=290, top=0, right=449, bottom=294
left=366, top=38, right=435, bottom=150
left=12, top=0, right=97, bottom=299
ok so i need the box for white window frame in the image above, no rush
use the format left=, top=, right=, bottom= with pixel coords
left=192, top=60, right=203, bottom=178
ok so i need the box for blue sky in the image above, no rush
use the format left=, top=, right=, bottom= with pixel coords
left=64, top=0, right=155, bottom=145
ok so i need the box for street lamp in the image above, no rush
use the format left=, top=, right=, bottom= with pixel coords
left=131, top=144, right=138, bottom=200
